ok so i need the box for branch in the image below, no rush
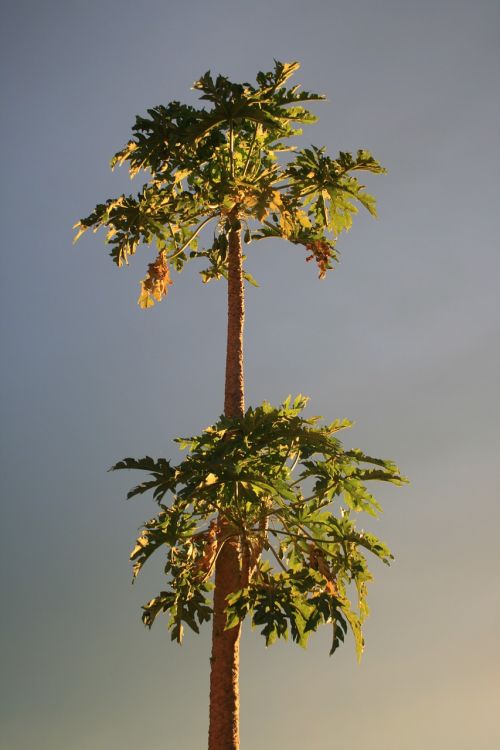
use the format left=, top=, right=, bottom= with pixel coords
left=267, top=541, right=289, bottom=573
left=229, top=120, right=235, bottom=179
left=241, top=123, right=259, bottom=178
left=200, top=529, right=240, bottom=582
left=167, top=215, right=218, bottom=261
left=268, top=526, right=341, bottom=563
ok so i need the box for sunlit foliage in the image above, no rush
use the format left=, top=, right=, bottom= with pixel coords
left=113, top=397, right=406, bottom=657
left=74, top=61, right=385, bottom=306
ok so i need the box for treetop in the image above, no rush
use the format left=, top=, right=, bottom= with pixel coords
left=74, top=60, right=386, bottom=307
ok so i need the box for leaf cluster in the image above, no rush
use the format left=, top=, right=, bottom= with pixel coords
left=74, top=61, right=386, bottom=306
left=112, top=397, right=406, bottom=657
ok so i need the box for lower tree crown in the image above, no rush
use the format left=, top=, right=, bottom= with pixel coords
left=112, top=396, right=407, bottom=659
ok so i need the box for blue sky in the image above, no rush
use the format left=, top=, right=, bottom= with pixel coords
left=1, top=1, right=499, bottom=748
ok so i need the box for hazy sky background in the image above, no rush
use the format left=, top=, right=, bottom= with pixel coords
left=1, top=1, right=499, bottom=748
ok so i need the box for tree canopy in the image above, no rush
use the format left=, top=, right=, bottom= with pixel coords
left=74, top=60, right=386, bottom=308
left=112, top=396, right=406, bottom=659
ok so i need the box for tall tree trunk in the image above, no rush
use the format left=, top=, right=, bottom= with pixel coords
left=223, top=224, right=245, bottom=420
left=208, top=223, right=245, bottom=750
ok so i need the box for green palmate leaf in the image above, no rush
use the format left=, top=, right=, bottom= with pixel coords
left=339, top=598, right=365, bottom=661
left=75, top=61, right=386, bottom=305
left=114, top=397, right=406, bottom=657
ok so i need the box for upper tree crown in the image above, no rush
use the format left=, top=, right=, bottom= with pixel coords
left=74, top=61, right=386, bottom=307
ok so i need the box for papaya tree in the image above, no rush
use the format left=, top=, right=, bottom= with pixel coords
left=75, top=61, right=406, bottom=750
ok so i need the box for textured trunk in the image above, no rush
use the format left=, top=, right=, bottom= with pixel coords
left=223, top=225, right=245, bottom=420
left=208, top=224, right=245, bottom=750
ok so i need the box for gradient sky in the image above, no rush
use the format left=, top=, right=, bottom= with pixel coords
left=1, top=1, right=499, bottom=748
